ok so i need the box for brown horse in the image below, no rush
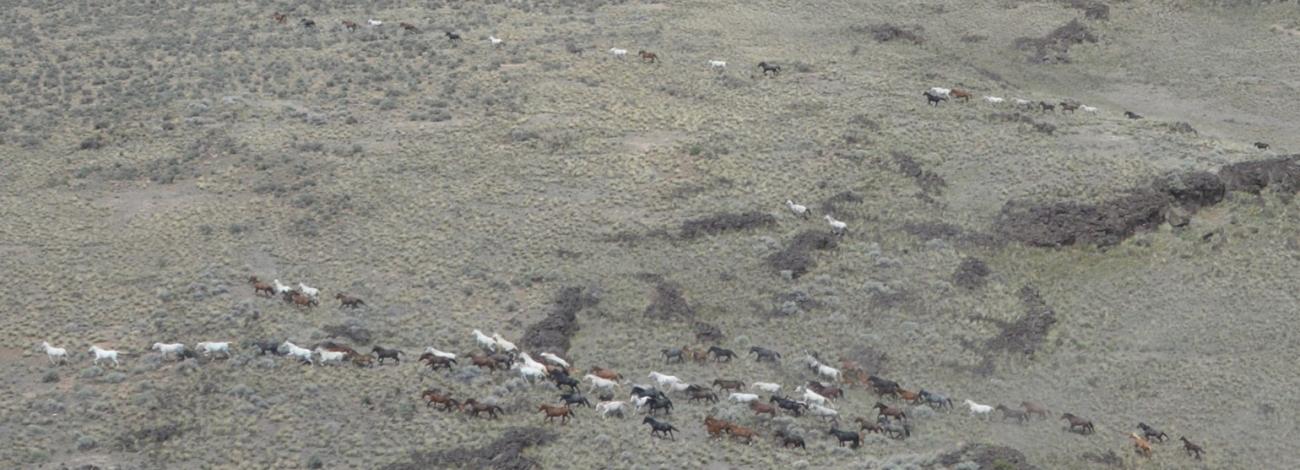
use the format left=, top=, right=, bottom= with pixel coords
left=283, top=291, right=317, bottom=308
left=538, top=404, right=575, bottom=424
left=421, top=389, right=459, bottom=411
left=1061, top=413, right=1094, bottom=434
left=704, top=416, right=730, bottom=438
left=342, top=20, right=357, bottom=31
left=419, top=352, right=456, bottom=371
left=588, top=367, right=623, bottom=381
left=638, top=50, right=658, bottom=63
left=726, top=424, right=758, bottom=445
left=249, top=276, right=275, bottom=297
left=335, top=293, right=365, bottom=308
left=895, top=388, right=921, bottom=404
left=807, top=381, right=844, bottom=400
left=1059, top=101, right=1080, bottom=113
left=951, top=89, right=973, bottom=102
left=351, top=354, right=375, bottom=368
left=1021, top=401, right=1050, bottom=419
left=1129, top=433, right=1153, bottom=458
left=1180, top=437, right=1203, bottom=460
left=470, top=354, right=499, bottom=371
left=855, top=417, right=884, bottom=434
left=875, top=402, right=907, bottom=421
left=684, top=346, right=709, bottom=363
left=461, top=399, right=503, bottom=419
left=400, top=23, right=418, bottom=32
left=749, top=401, right=777, bottom=418
left=713, top=379, right=745, bottom=392
left=271, top=13, right=287, bottom=24
left=689, top=389, right=718, bottom=403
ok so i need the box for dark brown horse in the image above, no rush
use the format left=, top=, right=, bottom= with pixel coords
left=470, top=354, right=499, bottom=371
left=807, top=381, right=844, bottom=400
left=249, top=276, right=275, bottom=297
left=995, top=404, right=1029, bottom=424
left=400, top=23, right=418, bottom=32
left=713, top=379, right=744, bottom=391
left=419, top=352, right=456, bottom=371
left=855, top=417, right=884, bottom=434
left=689, top=389, right=718, bottom=403
left=1061, top=413, right=1094, bottom=434
left=342, top=20, right=357, bottom=31
left=1059, top=101, right=1080, bottom=113
left=638, top=50, right=658, bottom=63
left=538, top=404, right=575, bottom=424
left=335, top=293, right=365, bottom=308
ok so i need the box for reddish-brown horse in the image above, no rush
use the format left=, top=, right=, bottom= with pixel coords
left=588, top=366, right=623, bottom=381
left=538, top=404, right=575, bottom=424
left=461, top=399, right=503, bottom=419
left=704, top=416, right=730, bottom=438
left=249, top=276, right=275, bottom=297
left=951, top=89, right=973, bottom=102
left=726, top=424, right=758, bottom=445
left=421, top=389, right=459, bottom=411
left=749, top=401, right=777, bottom=418
left=638, top=50, right=658, bottom=63
left=272, top=13, right=287, bottom=24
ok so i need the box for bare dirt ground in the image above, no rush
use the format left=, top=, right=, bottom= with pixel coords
left=2, top=1, right=1298, bottom=469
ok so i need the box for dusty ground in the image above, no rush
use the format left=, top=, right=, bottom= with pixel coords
left=2, top=0, right=1298, bottom=469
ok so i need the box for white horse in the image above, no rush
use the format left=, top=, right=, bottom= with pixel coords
left=983, top=96, right=1005, bottom=104
left=595, top=400, right=628, bottom=418
left=808, top=404, right=839, bottom=421
left=668, top=382, right=693, bottom=394
left=964, top=399, right=994, bottom=418
left=728, top=392, right=760, bottom=403
left=518, top=352, right=546, bottom=371
left=152, top=342, right=184, bottom=357
left=751, top=382, right=782, bottom=394
left=489, top=36, right=503, bottom=46
left=272, top=279, right=293, bottom=295
left=584, top=374, right=619, bottom=393
left=472, top=329, right=497, bottom=352
left=282, top=341, right=313, bottom=364
left=1080, top=105, right=1098, bottom=113
left=816, top=364, right=841, bottom=382
left=928, top=87, right=952, bottom=98
left=786, top=200, right=810, bottom=218
left=648, top=371, right=682, bottom=387
left=41, top=341, right=68, bottom=365
left=196, top=342, right=231, bottom=357
left=424, top=347, right=457, bottom=360
left=492, top=333, right=518, bottom=354
left=796, top=386, right=829, bottom=406
left=315, top=348, right=346, bottom=366
left=89, top=346, right=120, bottom=368
left=708, top=60, right=727, bottom=69
left=632, top=395, right=652, bottom=412
left=367, top=19, right=383, bottom=27
left=823, top=215, right=847, bottom=236
left=609, top=48, right=628, bottom=58
left=514, top=362, right=546, bottom=382
left=298, top=283, right=319, bottom=298
left=539, top=352, right=569, bottom=368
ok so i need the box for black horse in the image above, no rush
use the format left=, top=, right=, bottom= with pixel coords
left=1137, top=423, right=1168, bottom=442
left=757, top=62, right=781, bottom=77
left=445, top=31, right=461, bottom=41
left=1254, top=142, right=1270, bottom=150
left=775, top=429, right=806, bottom=450
left=707, top=346, right=736, bottom=362
left=631, top=386, right=666, bottom=401
left=645, top=395, right=673, bottom=415
left=642, top=417, right=677, bottom=440
left=1039, top=101, right=1056, bottom=113
left=923, top=91, right=947, bottom=106
left=827, top=427, right=860, bottom=448
left=770, top=395, right=807, bottom=416
left=301, top=18, right=316, bottom=29
left=1124, top=110, right=1143, bottom=119
left=748, top=346, right=781, bottom=362
left=251, top=340, right=281, bottom=356
left=551, top=372, right=580, bottom=393
left=371, top=346, right=403, bottom=365
left=559, top=392, right=592, bottom=408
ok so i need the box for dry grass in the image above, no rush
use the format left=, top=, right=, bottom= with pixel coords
left=3, top=0, right=1300, bottom=469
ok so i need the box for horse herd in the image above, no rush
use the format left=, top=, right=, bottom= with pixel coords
left=922, top=86, right=1102, bottom=115
left=35, top=279, right=1208, bottom=463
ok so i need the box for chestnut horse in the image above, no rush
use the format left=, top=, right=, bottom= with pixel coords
left=749, top=400, right=777, bottom=418
left=538, top=404, right=575, bottom=424
left=421, top=389, right=459, bottom=411
left=638, top=50, right=658, bottom=63
left=875, top=402, right=907, bottom=421
left=283, top=291, right=317, bottom=308
left=704, top=416, right=730, bottom=438
left=249, top=276, right=275, bottom=297
left=1129, top=433, right=1153, bottom=458
left=588, top=366, right=623, bottom=381
left=726, top=423, right=758, bottom=445
left=951, top=89, right=973, bottom=102
left=272, top=13, right=287, bottom=24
